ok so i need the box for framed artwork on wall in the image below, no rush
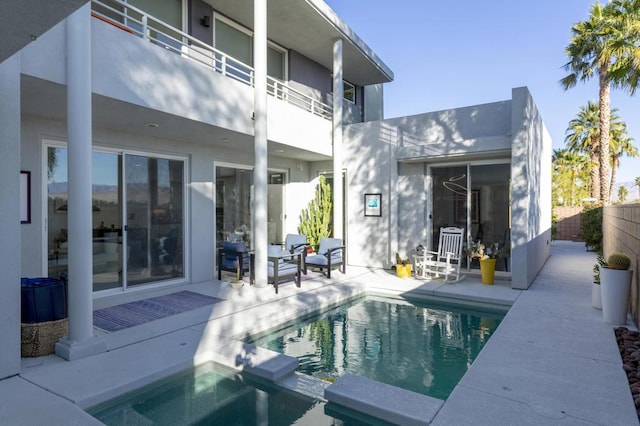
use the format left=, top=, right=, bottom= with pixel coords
left=364, top=193, right=382, bottom=217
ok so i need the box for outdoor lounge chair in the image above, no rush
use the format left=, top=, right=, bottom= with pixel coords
left=250, top=246, right=302, bottom=293
left=414, top=226, right=464, bottom=282
left=497, top=228, right=511, bottom=271
left=304, top=237, right=345, bottom=278
left=217, top=241, right=250, bottom=281
left=270, top=233, right=308, bottom=255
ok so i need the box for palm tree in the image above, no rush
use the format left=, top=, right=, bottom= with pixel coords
left=636, top=176, right=640, bottom=199
left=561, top=0, right=640, bottom=204
left=552, top=149, right=590, bottom=206
left=565, top=102, right=601, bottom=199
left=607, top=0, right=640, bottom=95
left=608, top=119, right=638, bottom=201
left=618, top=186, right=628, bottom=203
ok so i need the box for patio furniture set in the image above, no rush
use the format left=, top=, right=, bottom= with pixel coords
left=217, top=234, right=346, bottom=293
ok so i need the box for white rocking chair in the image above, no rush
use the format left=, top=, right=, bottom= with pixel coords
left=414, top=227, right=464, bottom=282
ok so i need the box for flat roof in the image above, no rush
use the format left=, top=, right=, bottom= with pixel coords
left=206, top=0, right=394, bottom=86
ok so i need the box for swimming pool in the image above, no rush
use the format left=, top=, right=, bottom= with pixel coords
left=89, top=362, right=390, bottom=425
left=250, top=295, right=504, bottom=400
left=89, top=363, right=317, bottom=425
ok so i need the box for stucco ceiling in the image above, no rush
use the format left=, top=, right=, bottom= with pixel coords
left=206, top=0, right=393, bottom=86
left=0, top=0, right=88, bottom=63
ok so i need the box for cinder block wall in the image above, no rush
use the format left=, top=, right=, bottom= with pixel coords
left=553, top=206, right=584, bottom=241
left=603, top=205, right=640, bottom=326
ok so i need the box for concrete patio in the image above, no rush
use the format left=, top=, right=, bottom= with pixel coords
left=1, top=241, right=637, bottom=425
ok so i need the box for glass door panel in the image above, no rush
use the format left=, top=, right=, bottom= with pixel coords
left=267, top=172, right=285, bottom=245
left=46, top=147, right=124, bottom=290
left=92, top=151, right=123, bottom=291
left=47, top=146, right=70, bottom=280
left=215, top=166, right=253, bottom=249
left=470, top=164, right=511, bottom=272
left=431, top=166, right=467, bottom=251
left=125, top=155, right=184, bottom=287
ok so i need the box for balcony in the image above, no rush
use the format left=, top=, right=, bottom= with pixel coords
left=91, top=0, right=333, bottom=121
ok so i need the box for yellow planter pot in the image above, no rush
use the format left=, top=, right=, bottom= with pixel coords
left=396, top=263, right=412, bottom=278
left=480, top=258, right=496, bottom=285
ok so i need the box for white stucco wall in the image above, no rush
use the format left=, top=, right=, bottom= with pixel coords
left=342, top=121, right=398, bottom=267
left=343, top=99, right=515, bottom=268
left=0, top=54, right=22, bottom=378
left=510, top=87, right=552, bottom=289
left=19, top=12, right=332, bottom=155
left=343, top=87, right=552, bottom=289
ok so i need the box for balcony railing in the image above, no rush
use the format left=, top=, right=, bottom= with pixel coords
left=90, top=0, right=333, bottom=120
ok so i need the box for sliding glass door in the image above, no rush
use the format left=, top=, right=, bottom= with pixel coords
left=46, top=144, right=186, bottom=292
left=125, top=155, right=185, bottom=287
left=214, top=165, right=287, bottom=249
left=430, top=162, right=511, bottom=272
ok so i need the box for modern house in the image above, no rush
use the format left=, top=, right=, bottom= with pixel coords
left=1, top=0, right=551, bottom=376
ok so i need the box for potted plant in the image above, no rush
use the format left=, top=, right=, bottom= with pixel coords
left=466, top=241, right=503, bottom=285
left=592, top=254, right=605, bottom=310
left=601, top=253, right=633, bottom=324
left=395, top=252, right=412, bottom=278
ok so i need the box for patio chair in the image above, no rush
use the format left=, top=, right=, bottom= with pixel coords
left=414, top=226, right=464, bottom=282
left=252, top=246, right=302, bottom=293
left=497, top=228, right=511, bottom=271
left=217, top=241, right=250, bottom=281
left=304, top=237, right=345, bottom=278
left=270, top=233, right=308, bottom=255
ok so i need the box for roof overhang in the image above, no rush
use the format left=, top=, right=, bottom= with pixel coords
left=0, top=0, right=89, bottom=63
left=205, top=0, right=394, bottom=86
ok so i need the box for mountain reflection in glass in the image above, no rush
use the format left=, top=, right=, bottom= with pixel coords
left=250, top=297, right=503, bottom=400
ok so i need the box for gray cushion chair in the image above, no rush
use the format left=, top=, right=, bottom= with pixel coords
left=251, top=245, right=302, bottom=293
left=217, top=241, right=250, bottom=281
left=269, top=233, right=308, bottom=255
left=283, top=233, right=308, bottom=254
left=497, top=228, right=511, bottom=271
left=303, top=237, right=345, bottom=278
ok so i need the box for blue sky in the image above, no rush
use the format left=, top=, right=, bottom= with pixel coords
left=325, top=0, right=640, bottom=183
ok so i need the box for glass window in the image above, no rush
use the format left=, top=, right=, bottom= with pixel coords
left=343, top=81, right=355, bottom=103
left=214, top=16, right=287, bottom=81
left=215, top=18, right=252, bottom=65
left=267, top=46, right=285, bottom=81
left=128, top=0, right=182, bottom=29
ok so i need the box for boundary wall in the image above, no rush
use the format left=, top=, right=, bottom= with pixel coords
left=603, top=205, right=640, bottom=326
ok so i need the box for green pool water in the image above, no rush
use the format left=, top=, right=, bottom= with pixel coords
left=250, top=295, right=504, bottom=400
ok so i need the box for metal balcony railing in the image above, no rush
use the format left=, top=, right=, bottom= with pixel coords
left=91, top=0, right=333, bottom=120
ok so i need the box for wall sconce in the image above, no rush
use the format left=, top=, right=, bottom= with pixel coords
left=200, top=15, right=210, bottom=27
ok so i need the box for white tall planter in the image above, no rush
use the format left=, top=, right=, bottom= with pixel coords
left=592, top=283, right=602, bottom=310
left=600, top=268, right=633, bottom=324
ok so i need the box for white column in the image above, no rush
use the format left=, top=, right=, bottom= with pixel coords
left=0, top=54, right=21, bottom=378
left=332, top=39, right=344, bottom=240
left=56, top=4, right=105, bottom=360
left=253, top=0, right=268, bottom=287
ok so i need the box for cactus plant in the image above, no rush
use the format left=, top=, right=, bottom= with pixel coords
left=298, top=175, right=332, bottom=251
left=607, top=253, right=631, bottom=270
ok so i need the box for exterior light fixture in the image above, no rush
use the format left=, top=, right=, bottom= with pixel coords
left=200, top=15, right=210, bottom=27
